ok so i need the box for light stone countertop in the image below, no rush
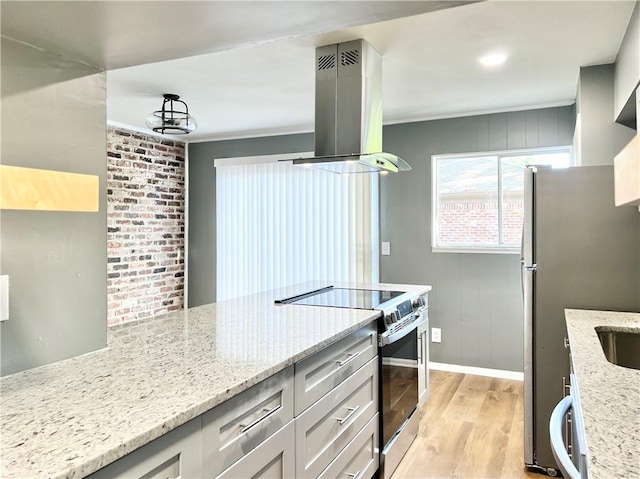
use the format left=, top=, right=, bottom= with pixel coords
left=565, top=309, right=640, bottom=479
left=0, top=282, right=430, bottom=479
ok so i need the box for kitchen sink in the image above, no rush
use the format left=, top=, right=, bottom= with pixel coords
left=596, top=327, right=640, bottom=370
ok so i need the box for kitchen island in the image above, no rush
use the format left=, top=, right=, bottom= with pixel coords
left=0, top=282, right=427, bottom=479
left=565, top=309, right=640, bottom=479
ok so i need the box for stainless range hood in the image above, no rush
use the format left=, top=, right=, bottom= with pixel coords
left=291, top=39, right=411, bottom=174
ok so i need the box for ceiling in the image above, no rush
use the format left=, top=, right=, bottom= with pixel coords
left=2, top=1, right=636, bottom=143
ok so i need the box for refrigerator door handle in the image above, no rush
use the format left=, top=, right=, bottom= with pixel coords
left=523, top=266, right=535, bottom=465
left=523, top=167, right=535, bottom=267
left=522, top=166, right=536, bottom=466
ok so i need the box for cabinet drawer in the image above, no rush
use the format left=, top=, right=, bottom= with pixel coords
left=202, top=366, right=294, bottom=478
left=295, top=322, right=376, bottom=415
left=318, top=413, right=379, bottom=479
left=87, top=417, right=202, bottom=479
left=215, top=421, right=295, bottom=479
left=295, top=356, right=378, bottom=479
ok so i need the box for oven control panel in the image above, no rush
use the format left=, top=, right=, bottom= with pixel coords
left=378, top=294, right=428, bottom=346
left=383, top=300, right=410, bottom=328
left=412, top=294, right=428, bottom=311
left=396, top=300, right=413, bottom=318
left=383, top=299, right=422, bottom=330
left=384, top=295, right=428, bottom=327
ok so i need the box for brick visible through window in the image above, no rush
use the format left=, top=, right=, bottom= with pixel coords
left=432, top=149, right=571, bottom=251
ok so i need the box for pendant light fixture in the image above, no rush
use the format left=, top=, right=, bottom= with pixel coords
left=145, top=93, right=197, bottom=135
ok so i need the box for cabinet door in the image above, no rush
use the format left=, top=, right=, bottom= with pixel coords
left=215, top=421, right=295, bottom=479
left=294, top=323, right=376, bottom=415
left=295, top=357, right=378, bottom=479
left=417, top=312, right=429, bottom=407
left=317, top=413, right=379, bottom=479
left=86, top=418, right=202, bottom=479
left=202, top=366, right=294, bottom=478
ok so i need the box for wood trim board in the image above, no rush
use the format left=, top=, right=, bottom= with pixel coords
left=0, top=165, right=99, bottom=212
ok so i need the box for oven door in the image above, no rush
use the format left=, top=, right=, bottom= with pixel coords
left=380, top=317, right=421, bottom=449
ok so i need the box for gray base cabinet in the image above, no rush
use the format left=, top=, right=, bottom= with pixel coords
left=294, top=324, right=377, bottom=415
left=417, top=314, right=429, bottom=407
left=317, top=413, right=379, bottom=479
left=86, top=417, right=203, bottom=479
left=202, top=366, right=294, bottom=477
left=215, top=421, right=295, bottom=479
left=295, top=356, right=378, bottom=478
left=87, top=323, right=379, bottom=479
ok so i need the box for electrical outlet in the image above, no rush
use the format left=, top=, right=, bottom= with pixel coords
left=431, top=327, right=441, bottom=343
left=0, top=275, right=8, bottom=322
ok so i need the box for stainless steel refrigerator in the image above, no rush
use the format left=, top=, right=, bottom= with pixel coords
left=522, top=165, right=640, bottom=475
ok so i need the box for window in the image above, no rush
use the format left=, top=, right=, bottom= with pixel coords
left=432, top=148, right=572, bottom=253
left=215, top=154, right=379, bottom=301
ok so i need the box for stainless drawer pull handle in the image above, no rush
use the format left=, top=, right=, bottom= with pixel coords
left=346, top=471, right=362, bottom=479
left=239, top=405, right=281, bottom=433
left=335, top=405, right=360, bottom=425
left=336, top=350, right=362, bottom=367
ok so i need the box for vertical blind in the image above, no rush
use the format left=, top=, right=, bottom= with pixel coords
left=216, top=157, right=379, bottom=301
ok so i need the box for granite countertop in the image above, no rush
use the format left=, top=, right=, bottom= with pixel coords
left=0, top=282, right=430, bottom=479
left=564, top=309, right=640, bottom=479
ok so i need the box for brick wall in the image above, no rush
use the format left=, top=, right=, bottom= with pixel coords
left=437, top=192, right=524, bottom=246
left=107, top=127, right=185, bottom=326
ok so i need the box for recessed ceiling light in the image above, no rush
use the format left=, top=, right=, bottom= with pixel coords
left=479, top=52, right=508, bottom=68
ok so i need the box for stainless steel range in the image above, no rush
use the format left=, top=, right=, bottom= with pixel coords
left=276, top=285, right=429, bottom=479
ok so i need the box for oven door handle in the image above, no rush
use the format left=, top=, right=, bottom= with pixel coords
left=379, top=315, right=425, bottom=346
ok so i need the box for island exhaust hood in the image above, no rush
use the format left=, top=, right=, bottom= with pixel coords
left=290, top=39, right=411, bottom=174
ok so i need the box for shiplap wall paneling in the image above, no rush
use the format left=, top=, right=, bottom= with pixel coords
left=380, top=106, right=574, bottom=371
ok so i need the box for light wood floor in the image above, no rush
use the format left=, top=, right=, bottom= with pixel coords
left=391, top=370, right=541, bottom=479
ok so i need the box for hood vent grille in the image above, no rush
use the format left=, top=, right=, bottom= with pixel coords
left=318, top=53, right=336, bottom=71
left=341, top=49, right=360, bottom=66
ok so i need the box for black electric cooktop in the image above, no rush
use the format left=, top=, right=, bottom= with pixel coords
left=283, top=287, right=405, bottom=310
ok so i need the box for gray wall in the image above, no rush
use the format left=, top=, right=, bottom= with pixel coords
left=576, top=64, right=635, bottom=166
left=188, top=107, right=573, bottom=372
left=0, top=37, right=107, bottom=376
left=380, top=106, right=575, bottom=372
left=614, top=1, right=639, bottom=125
left=187, top=133, right=313, bottom=307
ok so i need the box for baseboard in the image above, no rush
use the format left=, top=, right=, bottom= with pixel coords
left=429, top=362, right=524, bottom=381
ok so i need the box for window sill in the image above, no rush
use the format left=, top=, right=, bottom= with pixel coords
left=432, top=247, right=521, bottom=255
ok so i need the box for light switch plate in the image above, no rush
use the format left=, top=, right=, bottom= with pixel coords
left=381, top=242, right=391, bottom=256
left=0, top=275, right=8, bottom=322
